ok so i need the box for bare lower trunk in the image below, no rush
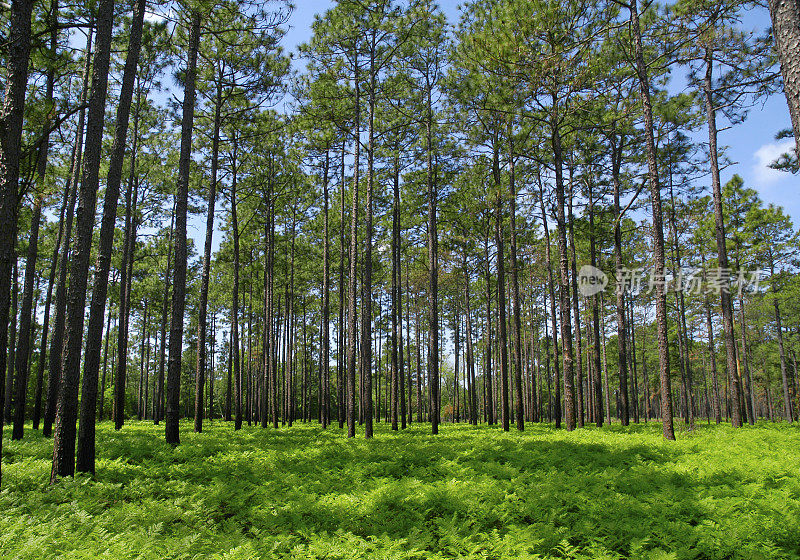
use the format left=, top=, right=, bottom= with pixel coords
left=51, top=0, right=115, bottom=481
left=165, top=11, right=201, bottom=445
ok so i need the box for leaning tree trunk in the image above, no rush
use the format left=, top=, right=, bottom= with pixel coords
left=630, top=0, right=675, bottom=439
left=51, top=0, right=115, bottom=482
left=165, top=11, right=201, bottom=445
left=76, top=0, right=145, bottom=474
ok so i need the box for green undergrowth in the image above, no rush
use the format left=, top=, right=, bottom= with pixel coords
left=1, top=420, right=799, bottom=559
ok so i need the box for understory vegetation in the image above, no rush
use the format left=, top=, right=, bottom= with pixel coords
left=2, top=422, right=799, bottom=559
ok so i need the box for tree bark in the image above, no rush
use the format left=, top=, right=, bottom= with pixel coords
left=51, top=0, right=115, bottom=482
left=0, top=2, right=35, bottom=483
left=11, top=197, right=43, bottom=440
left=703, top=46, right=741, bottom=429
left=165, top=10, right=201, bottom=445
left=76, top=0, right=145, bottom=473
left=768, top=0, right=800, bottom=156
left=630, top=0, right=675, bottom=439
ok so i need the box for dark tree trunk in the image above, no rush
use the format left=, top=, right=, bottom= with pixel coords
left=44, top=58, right=89, bottom=436
left=51, top=0, right=115, bottom=482
left=155, top=211, right=173, bottom=424
left=231, top=139, right=242, bottom=431
left=165, top=11, right=201, bottom=445
left=12, top=197, right=43, bottom=440
left=492, top=146, right=509, bottom=432
left=76, top=0, right=145, bottom=473
left=27, top=0, right=58, bottom=434
left=588, top=179, right=606, bottom=427
left=5, top=259, right=18, bottom=425
left=0, top=0, right=34, bottom=485
left=321, top=149, right=330, bottom=428
left=567, top=184, right=584, bottom=428
left=610, top=133, right=628, bottom=427
left=508, top=139, right=524, bottom=431
left=346, top=63, right=361, bottom=439
left=99, top=311, right=113, bottom=421
left=391, top=152, right=400, bottom=431
left=537, top=177, right=561, bottom=427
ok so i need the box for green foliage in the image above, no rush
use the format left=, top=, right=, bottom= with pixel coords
left=2, top=422, right=800, bottom=559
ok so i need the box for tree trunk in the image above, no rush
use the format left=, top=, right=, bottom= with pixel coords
left=492, top=146, right=510, bottom=432
left=195, top=79, right=223, bottom=433
left=44, top=61, right=88, bottom=436
left=551, top=117, right=576, bottom=431
left=76, top=0, right=145, bottom=473
left=702, top=47, right=742, bottom=429
left=630, top=0, right=675, bottom=439
left=508, top=136, right=524, bottom=431
left=165, top=10, right=201, bottom=445
left=0, top=0, right=34, bottom=485
left=11, top=197, right=43, bottom=440
left=51, top=0, right=115, bottom=482
left=768, top=0, right=800, bottom=155
left=537, top=176, right=561, bottom=427
left=155, top=210, right=173, bottom=424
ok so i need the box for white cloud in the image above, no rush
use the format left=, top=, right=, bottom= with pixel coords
left=752, top=138, right=795, bottom=186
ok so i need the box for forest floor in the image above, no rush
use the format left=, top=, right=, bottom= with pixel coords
left=1, top=420, right=799, bottom=559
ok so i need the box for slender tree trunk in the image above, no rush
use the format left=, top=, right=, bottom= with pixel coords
left=100, top=311, right=113, bottom=421
left=165, top=11, right=201, bottom=445
left=12, top=197, right=43, bottom=439
left=508, top=138, right=524, bottom=431
left=610, top=134, right=628, bottom=427
left=567, top=184, right=584, bottom=429
left=26, top=0, right=58, bottom=434
left=426, top=89, right=439, bottom=436
left=702, top=47, right=742, bottom=428
left=537, top=176, right=561, bottom=427
left=492, top=148, right=509, bottom=432
left=155, top=211, right=173, bottom=424
left=195, top=79, right=223, bottom=433
left=630, top=0, right=675, bottom=439
left=43, top=26, right=93, bottom=439
left=232, top=140, right=242, bottom=431
left=551, top=116, right=576, bottom=431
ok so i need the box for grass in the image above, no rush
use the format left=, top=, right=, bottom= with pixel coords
left=1, top=420, right=799, bottom=559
